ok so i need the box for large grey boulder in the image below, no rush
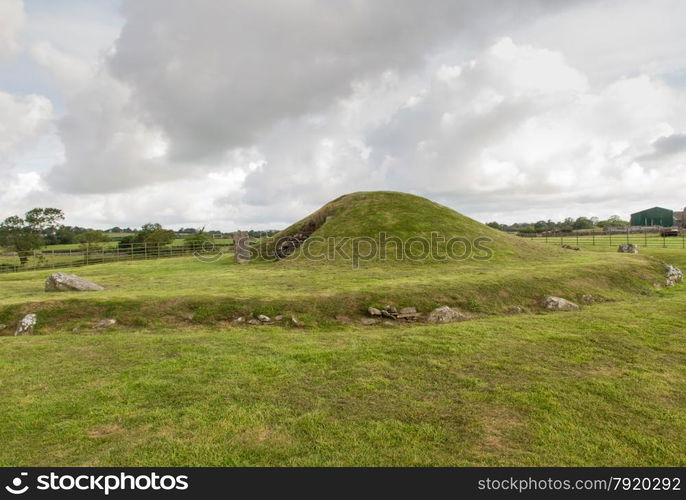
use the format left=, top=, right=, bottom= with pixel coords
left=663, top=263, right=683, bottom=286
left=617, top=244, right=639, bottom=254
left=543, top=296, right=580, bottom=311
left=427, top=305, right=465, bottom=324
left=45, top=273, right=104, bottom=292
left=15, top=314, right=37, bottom=336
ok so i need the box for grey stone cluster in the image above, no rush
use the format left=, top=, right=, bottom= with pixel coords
left=275, top=233, right=310, bottom=260
left=663, top=262, right=683, bottom=287
left=365, top=304, right=469, bottom=324
left=617, top=243, right=639, bottom=254
left=234, top=314, right=302, bottom=327
left=368, top=305, right=422, bottom=321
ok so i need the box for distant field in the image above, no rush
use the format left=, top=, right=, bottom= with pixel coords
left=0, top=238, right=235, bottom=272
left=526, top=232, right=686, bottom=248
left=40, top=237, right=234, bottom=252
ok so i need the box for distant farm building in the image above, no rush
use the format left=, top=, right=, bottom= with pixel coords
left=630, top=207, right=674, bottom=228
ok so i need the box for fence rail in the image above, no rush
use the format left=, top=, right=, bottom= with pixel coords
left=526, top=232, right=686, bottom=249
left=0, top=242, right=234, bottom=274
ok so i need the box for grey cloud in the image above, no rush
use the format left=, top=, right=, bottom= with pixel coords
left=236, top=36, right=686, bottom=228
left=640, top=133, right=686, bottom=161
left=41, top=0, right=579, bottom=196
left=19, top=0, right=686, bottom=231
left=108, top=0, right=572, bottom=163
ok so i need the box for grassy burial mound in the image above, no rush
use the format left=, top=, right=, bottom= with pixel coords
left=261, top=191, right=560, bottom=265
left=0, top=191, right=675, bottom=333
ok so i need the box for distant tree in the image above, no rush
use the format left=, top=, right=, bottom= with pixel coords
left=52, top=226, right=76, bottom=245
left=75, top=230, right=110, bottom=253
left=573, top=217, right=594, bottom=230
left=534, top=220, right=552, bottom=233
left=117, top=235, right=138, bottom=252
left=556, top=217, right=573, bottom=232
left=117, top=222, right=174, bottom=252
left=599, top=215, right=629, bottom=228
left=518, top=224, right=537, bottom=234
left=184, top=228, right=213, bottom=251
left=141, top=224, right=175, bottom=246
left=246, top=229, right=280, bottom=238
left=25, top=208, right=65, bottom=238
left=0, top=208, right=64, bottom=265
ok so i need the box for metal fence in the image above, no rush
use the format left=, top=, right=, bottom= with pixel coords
left=0, top=242, right=234, bottom=274
left=524, top=232, right=686, bottom=249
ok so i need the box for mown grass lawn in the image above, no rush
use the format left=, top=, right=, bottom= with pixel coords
left=0, top=246, right=684, bottom=466
left=0, top=288, right=684, bottom=466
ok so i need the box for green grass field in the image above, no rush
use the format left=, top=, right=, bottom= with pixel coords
left=0, top=246, right=684, bottom=466
left=0, top=193, right=684, bottom=466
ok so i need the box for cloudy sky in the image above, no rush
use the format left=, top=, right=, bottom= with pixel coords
left=2, top=0, right=686, bottom=230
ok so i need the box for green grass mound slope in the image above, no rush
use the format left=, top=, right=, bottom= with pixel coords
left=262, top=191, right=559, bottom=265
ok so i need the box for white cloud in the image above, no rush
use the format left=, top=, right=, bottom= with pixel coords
left=242, top=37, right=686, bottom=224
left=0, top=0, right=25, bottom=59
left=23, top=0, right=122, bottom=63
left=519, top=0, right=686, bottom=84
left=30, top=42, right=181, bottom=193
left=0, top=90, right=52, bottom=159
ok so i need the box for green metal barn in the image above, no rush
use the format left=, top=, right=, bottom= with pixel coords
left=630, top=207, right=674, bottom=227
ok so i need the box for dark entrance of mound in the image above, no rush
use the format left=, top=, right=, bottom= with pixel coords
left=274, top=220, right=318, bottom=259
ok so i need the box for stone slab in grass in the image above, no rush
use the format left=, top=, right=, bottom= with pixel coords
left=45, top=273, right=104, bottom=292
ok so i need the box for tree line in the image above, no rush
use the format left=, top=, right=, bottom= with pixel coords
left=486, top=215, right=629, bottom=234
left=0, top=207, right=279, bottom=266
